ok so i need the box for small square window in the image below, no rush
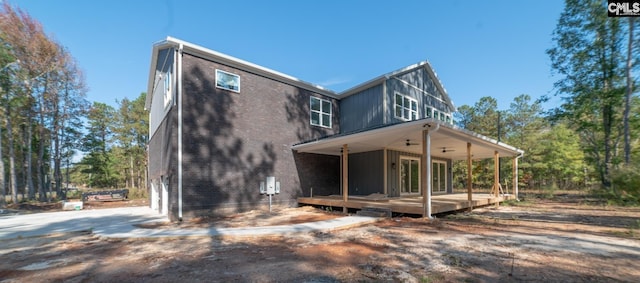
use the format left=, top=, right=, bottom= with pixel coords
left=310, top=97, right=332, bottom=128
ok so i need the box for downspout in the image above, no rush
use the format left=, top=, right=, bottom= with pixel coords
left=423, top=122, right=440, bottom=219
left=177, top=44, right=184, bottom=221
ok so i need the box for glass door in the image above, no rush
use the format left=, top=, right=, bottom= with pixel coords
left=432, top=161, right=447, bottom=193
left=400, top=157, right=420, bottom=194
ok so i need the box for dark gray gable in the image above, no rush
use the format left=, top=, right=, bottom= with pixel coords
left=387, top=62, right=455, bottom=113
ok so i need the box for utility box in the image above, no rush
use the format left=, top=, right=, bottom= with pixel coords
left=266, top=176, right=276, bottom=195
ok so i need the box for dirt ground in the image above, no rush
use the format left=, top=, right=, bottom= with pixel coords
left=1, top=194, right=640, bottom=282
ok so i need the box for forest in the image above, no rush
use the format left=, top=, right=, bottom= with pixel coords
left=0, top=0, right=638, bottom=207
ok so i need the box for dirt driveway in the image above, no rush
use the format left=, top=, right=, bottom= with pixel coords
left=1, top=195, right=639, bottom=282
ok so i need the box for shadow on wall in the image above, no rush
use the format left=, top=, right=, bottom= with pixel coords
left=180, top=62, right=276, bottom=216
left=284, top=90, right=336, bottom=143
left=284, top=90, right=340, bottom=197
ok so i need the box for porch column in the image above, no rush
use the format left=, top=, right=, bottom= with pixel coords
left=513, top=156, right=519, bottom=200
left=467, top=143, right=473, bottom=211
left=493, top=151, right=500, bottom=198
left=342, top=144, right=349, bottom=213
left=421, top=129, right=432, bottom=218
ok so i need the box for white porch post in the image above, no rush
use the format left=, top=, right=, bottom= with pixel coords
left=513, top=156, right=519, bottom=200
left=342, top=144, right=349, bottom=214
left=421, top=129, right=432, bottom=218
left=467, top=142, right=473, bottom=211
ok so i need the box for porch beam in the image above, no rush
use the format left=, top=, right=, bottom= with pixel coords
left=342, top=144, right=349, bottom=213
left=467, top=142, right=473, bottom=211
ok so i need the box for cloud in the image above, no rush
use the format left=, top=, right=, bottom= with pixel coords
left=317, top=77, right=352, bottom=87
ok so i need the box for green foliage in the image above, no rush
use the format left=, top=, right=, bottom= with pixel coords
left=610, top=164, right=640, bottom=205
left=76, top=93, right=148, bottom=189
left=538, top=123, right=586, bottom=189
left=547, top=0, right=637, bottom=188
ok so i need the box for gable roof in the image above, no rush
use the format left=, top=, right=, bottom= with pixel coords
left=145, top=36, right=339, bottom=109
left=339, top=61, right=456, bottom=112
left=145, top=37, right=455, bottom=112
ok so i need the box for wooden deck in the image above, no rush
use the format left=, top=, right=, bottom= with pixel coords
left=298, top=193, right=515, bottom=215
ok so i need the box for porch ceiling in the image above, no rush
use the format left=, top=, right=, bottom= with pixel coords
left=292, top=119, right=524, bottom=160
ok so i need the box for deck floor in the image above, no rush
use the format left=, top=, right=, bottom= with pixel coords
left=298, top=193, right=514, bottom=215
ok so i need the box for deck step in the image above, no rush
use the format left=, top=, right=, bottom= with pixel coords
left=357, top=206, right=392, bottom=218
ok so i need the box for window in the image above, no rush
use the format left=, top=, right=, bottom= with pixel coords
left=310, top=97, right=332, bottom=128
left=440, top=112, right=445, bottom=121
left=394, top=92, right=418, bottom=121
left=215, top=69, right=240, bottom=92
left=432, top=160, right=447, bottom=193
left=400, top=157, right=420, bottom=194
left=163, top=71, right=172, bottom=108
left=425, top=106, right=432, bottom=119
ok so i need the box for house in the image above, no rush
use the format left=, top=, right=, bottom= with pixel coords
left=145, top=37, right=523, bottom=221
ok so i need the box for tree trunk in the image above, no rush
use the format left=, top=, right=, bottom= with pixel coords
left=25, top=109, right=36, bottom=199
left=624, top=17, right=634, bottom=165
left=602, top=103, right=612, bottom=188
left=0, top=125, right=5, bottom=207
left=6, top=95, right=18, bottom=204
left=38, top=104, right=47, bottom=202
left=130, top=155, right=134, bottom=189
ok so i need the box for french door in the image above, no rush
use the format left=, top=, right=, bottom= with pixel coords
left=400, top=157, right=420, bottom=194
left=432, top=161, right=447, bottom=193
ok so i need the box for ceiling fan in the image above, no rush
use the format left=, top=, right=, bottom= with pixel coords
left=406, top=139, right=419, bottom=146
left=441, top=147, right=456, bottom=153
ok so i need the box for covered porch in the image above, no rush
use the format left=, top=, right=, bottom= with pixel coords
left=293, top=119, right=524, bottom=218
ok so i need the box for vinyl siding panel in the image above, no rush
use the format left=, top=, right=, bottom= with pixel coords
left=339, top=84, right=384, bottom=133
left=347, top=150, right=384, bottom=195
left=149, top=48, right=175, bottom=138
left=384, top=67, right=453, bottom=125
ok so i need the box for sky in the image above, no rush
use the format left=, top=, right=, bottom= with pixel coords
left=8, top=0, right=565, bottom=111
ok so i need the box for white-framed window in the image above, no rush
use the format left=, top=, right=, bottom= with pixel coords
left=215, top=69, right=240, bottom=92
left=394, top=92, right=418, bottom=121
left=163, top=71, right=172, bottom=109
left=425, top=106, right=432, bottom=119
left=310, top=96, right=332, bottom=128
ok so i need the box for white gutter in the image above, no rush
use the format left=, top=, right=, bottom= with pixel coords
left=177, top=44, right=184, bottom=221
left=425, top=123, right=441, bottom=219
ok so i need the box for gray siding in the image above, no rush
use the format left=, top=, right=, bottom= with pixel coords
left=339, top=84, right=384, bottom=133
left=348, top=150, right=384, bottom=195
left=384, top=67, right=453, bottom=125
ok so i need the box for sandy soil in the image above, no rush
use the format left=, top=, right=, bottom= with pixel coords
left=1, top=195, right=640, bottom=282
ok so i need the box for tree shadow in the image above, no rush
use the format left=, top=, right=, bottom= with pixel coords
left=179, top=60, right=277, bottom=217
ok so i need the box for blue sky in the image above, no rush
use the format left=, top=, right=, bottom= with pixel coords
left=9, top=0, right=564, bottom=111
